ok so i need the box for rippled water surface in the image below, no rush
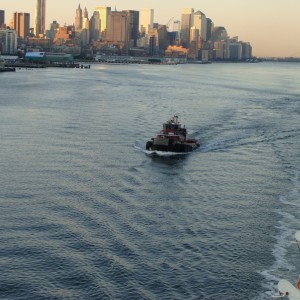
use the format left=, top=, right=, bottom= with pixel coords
left=1, top=62, right=300, bottom=299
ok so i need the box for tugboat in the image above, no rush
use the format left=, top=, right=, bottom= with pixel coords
left=146, top=115, right=200, bottom=153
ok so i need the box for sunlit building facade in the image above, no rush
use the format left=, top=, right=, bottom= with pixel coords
left=193, top=11, right=207, bottom=42
left=13, top=12, right=30, bottom=39
left=180, top=8, right=194, bottom=47
left=95, top=6, right=111, bottom=40
left=106, top=11, right=127, bottom=46
left=35, top=0, right=46, bottom=36
left=140, top=8, right=154, bottom=36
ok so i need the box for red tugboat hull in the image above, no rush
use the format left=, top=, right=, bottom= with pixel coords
left=146, top=115, right=199, bottom=153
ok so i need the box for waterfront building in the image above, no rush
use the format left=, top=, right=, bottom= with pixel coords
left=139, top=8, right=154, bottom=36
left=35, top=0, right=46, bottom=36
left=181, top=8, right=194, bottom=47
left=75, top=4, right=82, bottom=30
left=13, top=12, right=30, bottom=39
left=24, top=51, right=73, bottom=64
left=27, top=37, right=52, bottom=51
left=123, top=10, right=139, bottom=47
left=95, top=6, right=111, bottom=40
left=90, top=11, right=100, bottom=41
left=0, top=29, right=17, bottom=54
left=241, top=42, right=252, bottom=60
left=229, top=42, right=242, bottom=60
left=0, top=10, right=4, bottom=27
left=213, top=40, right=230, bottom=60
left=193, top=11, right=207, bottom=42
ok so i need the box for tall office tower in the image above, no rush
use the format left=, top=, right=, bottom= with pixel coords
left=206, top=18, right=213, bottom=41
left=82, top=7, right=90, bottom=44
left=173, top=20, right=181, bottom=40
left=13, top=12, right=30, bottom=39
left=90, top=11, right=100, bottom=41
left=82, top=7, right=89, bottom=29
left=95, top=6, right=111, bottom=39
left=193, top=11, right=207, bottom=42
left=181, top=8, right=194, bottom=47
left=83, top=7, right=88, bottom=19
left=106, top=11, right=127, bottom=45
left=35, top=0, right=46, bottom=36
left=75, top=4, right=82, bottom=30
left=123, top=10, right=139, bottom=47
left=140, top=8, right=154, bottom=36
left=0, top=10, right=5, bottom=27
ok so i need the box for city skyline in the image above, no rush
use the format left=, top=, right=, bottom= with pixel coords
left=2, top=0, right=300, bottom=57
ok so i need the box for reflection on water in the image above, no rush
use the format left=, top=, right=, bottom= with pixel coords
left=0, top=63, right=299, bottom=300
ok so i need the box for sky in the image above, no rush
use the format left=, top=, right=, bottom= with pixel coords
left=2, top=0, right=300, bottom=57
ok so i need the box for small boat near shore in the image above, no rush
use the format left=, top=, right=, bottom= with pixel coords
left=146, top=115, right=200, bottom=153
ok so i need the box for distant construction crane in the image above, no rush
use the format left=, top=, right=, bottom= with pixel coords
left=166, top=17, right=174, bottom=31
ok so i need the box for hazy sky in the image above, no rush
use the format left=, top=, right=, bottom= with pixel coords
left=2, top=0, right=300, bottom=57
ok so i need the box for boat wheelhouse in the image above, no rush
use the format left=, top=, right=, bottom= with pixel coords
left=146, top=115, right=199, bottom=153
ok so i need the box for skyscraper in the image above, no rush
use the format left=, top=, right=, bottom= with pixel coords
left=75, top=4, right=82, bottom=30
left=13, top=12, right=30, bottom=39
left=95, top=6, right=111, bottom=40
left=194, top=11, right=207, bottom=42
left=140, top=8, right=154, bottom=36
left=106, top=11, right=127, bottom=45
left=0, top=10, right=5, bottom=27
left=90, top=11, right=100, bottom=41
left=206, top=18, right=213, bottom=41
left=181, top=8, right=194, bottom=47
left=173, top=20, right=181, bottom=40
left=82, top=7, right=90, bottom=44
left=123, top=10, right=139, bottom=47
left=35, top=0, right=46, bottom=36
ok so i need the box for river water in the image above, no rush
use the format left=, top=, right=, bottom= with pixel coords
left=0, top=62, right=299, bottom=299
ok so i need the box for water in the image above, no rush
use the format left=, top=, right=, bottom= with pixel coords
left=0, top=62, right=299, bottom=299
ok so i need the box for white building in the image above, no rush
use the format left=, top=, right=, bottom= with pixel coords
left=0, top=29, right=18, bottom=54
